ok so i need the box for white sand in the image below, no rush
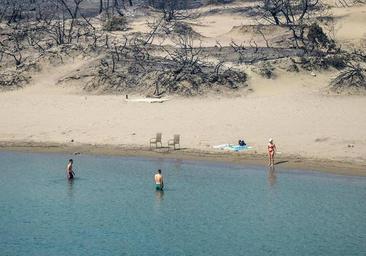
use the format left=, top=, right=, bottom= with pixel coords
left=1, top=60, right=365, bottom=164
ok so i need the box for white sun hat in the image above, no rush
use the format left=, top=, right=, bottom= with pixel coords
left=269, top=138, right=273, bottom=143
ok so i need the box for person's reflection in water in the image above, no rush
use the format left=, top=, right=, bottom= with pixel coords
left=67, top=178, right=74, bottom=198
left=155, top=190, right=164, bottom=202
left=268, top=166, right=277, bottom=187
left=154, top=190, right=165, bottom=211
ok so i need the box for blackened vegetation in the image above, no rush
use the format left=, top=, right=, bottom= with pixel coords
left=257, top=0, right=329, bottom=50
left=0, top=0, right=105, bottom=65
left=89, top=33, right=247, bottom=95
left=0, top=69, right=30, bottom=90
left=255, top=0, right=365, bottom=90
left=331, top=50, right=366, bottom=90
left=255, top=62, right=275, bottom=79
left=103, top=16, right=128, bottom=31
left=228, top=41, right=306, bottom=64
left=0, top=0, right=365, bottom=94
left=145, top=0, right=201, bottom=43
left=0, top=0, right=107, bottom=90
left=84, top=0, right=247, bottom=95
left=306, top=23, right=337, bottom=53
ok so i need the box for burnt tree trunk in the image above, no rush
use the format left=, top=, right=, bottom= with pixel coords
left=99, top=0, right=103, bottom=14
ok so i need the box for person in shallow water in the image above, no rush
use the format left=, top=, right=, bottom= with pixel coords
left=66, top=159, right=75, bottom=179
left=267, top=138, right=277, bottom=166
left=154, top=169, right=164, bottom=191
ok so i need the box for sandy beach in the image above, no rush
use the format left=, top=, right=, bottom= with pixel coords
left=1, top=1, right=365, bottom=175
left=1, top=59, right=365, bottom=175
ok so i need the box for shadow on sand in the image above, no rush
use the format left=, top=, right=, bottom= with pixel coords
left=274, top=160, right=289, bottom=166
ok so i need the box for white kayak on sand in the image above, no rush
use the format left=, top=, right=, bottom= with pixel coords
left=125, top=97, right=169, bottom=103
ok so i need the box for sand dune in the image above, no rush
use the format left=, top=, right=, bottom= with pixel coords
left=332, top=5, right=366, bottom=45
left=178, top=1, right=366, bottom=47
left=120, top=1, right=366, bottom=48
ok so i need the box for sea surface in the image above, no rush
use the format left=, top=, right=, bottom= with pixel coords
left=0, top=152, right=365, bottom=256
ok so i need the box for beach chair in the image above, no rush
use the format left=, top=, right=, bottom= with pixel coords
left=168, top=134, right=180, bottom=150
left=150, top=133, right=162, bottom=149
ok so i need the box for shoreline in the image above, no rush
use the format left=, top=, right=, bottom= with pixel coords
left=1, top=141, right=365, bottom=177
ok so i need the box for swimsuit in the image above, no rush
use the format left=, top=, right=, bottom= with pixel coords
left=155, top=184, right=163, bottom=191
left=268, top=144, right=275, bottom=155
left=68, top=172, right=74, bottom=179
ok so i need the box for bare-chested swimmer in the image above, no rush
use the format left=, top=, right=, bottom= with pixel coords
left=154, top=169, right=164, bottom=191
left=66, top=159, right=75, bottom=180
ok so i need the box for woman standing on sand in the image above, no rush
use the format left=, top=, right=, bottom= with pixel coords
left=268, top=138, right=276, bottom=166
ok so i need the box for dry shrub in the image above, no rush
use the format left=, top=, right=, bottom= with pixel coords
left=331, top=50, right=366, bottom=90
left=103, top=16, right=128, bottom=31
left=253, top=62, right=275, bottom=79
left=331, top=64, right=366, bottom=89
left=307, top=23, right=335, bottom=52
left=0, top=70, right=30, bottom=90
left=300, top=54, right=347, bottom=71
left=323, top=55, right=347, bottom=70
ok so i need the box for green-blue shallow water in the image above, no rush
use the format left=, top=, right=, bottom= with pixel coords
left=0, top=152, right=365, bottom=256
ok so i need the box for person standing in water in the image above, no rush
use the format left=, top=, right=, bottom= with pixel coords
left=154, top=169, right=164, bottom=191
left=66, top=159, right=75, bottom=180
left=268, top=138, right=276, bottom=166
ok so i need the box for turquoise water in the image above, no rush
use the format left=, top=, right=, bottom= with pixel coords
left=0, top=152, right=365, bottom=256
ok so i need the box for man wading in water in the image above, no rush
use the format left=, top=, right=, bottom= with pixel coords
left=154, top=169, right=164, bottom=191
left=66, top=159, right=75, bottom=180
